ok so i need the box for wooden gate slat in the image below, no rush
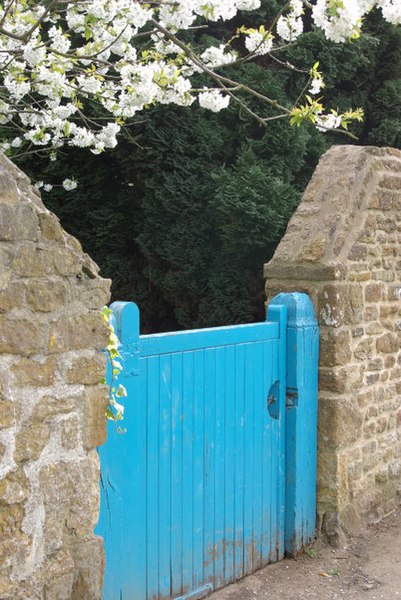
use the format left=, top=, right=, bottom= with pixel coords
left=182, top=352, right=195, bottom=596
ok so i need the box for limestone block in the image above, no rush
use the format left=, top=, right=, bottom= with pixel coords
left=48, top=312, right=108, bottom=354
left=319, top=328, right=352, bottom=367
left=0, top=575, right=18, bottom=600
left=15, top=204, right=39, bottom=241
left=348, top=243, right=367, bottom=261
left=15, top=422, right=50, bottom=462
left=11, top=356, right=56, bottom=387
left=354, top=337, right=375, bottom=361
left=44, top=573, right=75, bottom=600
left=43, top=548, right=75, bottom=600
left=0, top=317, right=48, bottom=356
left=33, top=395, right=76, bottom=421
left=318, top=285, right=345, bottom=327
left=82, top=386, right=108, bottom=450
left=377, top=214, right=397, bottom=232
left=357, top=389, right=373, bottom=409
left=74, top=276, right=111, bottom=308
left=373, top=270, right=395, bottom=282
left=0, top=282, right=26, bottom=313
left=0, top=399, right=16, bottom=429
left=367, top=357, right=384, bottom=371
left=0, top=504, right=24, bottom=542
left=387, top=283, right=401, bottom=301
left=39, top=453, right=100, bottom=548
left=319, top=367, right=347, bottom=394
left=0, top=469, right=29, bottom=504
left=365, top=283, right=383, bottom=302
left=0, top=205, right=17, bottom=241
left=0, top=249, right=12, bottom=292
left=376, top=332, right=399, bottom=353
left=0, top=529, right=31, bottom=582
left=70, top=537, right=105, bottom=600
left=0, top=170, right=21, bottom=206
left=364, top=305, right=379, bottom=321
left=66, top=352, right=106, bottom=386
left=365, top=322, right=384, bottom=335
left=318, top=284, right=363, bottom=327
left=319, top=396, right=363, bottom=448
left=53, top=246, right=82, bottom=277
left=38, top=211, right=65, bottom=242
left=366, top=372, right=380, bottom=385
left=343, top=284, right=364, bottom=324
left=11, top=243, right=55, bottom=277
left=26, top=278, right=69, bottom=312
left=365, top=405, right=379, bottom=419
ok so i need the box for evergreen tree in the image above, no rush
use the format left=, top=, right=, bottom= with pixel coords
left=14, top=12, right=400, bottom=332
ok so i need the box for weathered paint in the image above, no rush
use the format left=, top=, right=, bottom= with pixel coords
left=96, top=293, right=318, bottom=599
left=268, top=293, right=319, bottom=555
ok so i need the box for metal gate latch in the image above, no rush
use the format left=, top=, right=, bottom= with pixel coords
left=286, top=387, right=299, bottom=408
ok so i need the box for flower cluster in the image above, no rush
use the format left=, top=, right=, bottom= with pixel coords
left=277, top=0, right=304, bottom=42
left=0, top=0, right=398, bottom=156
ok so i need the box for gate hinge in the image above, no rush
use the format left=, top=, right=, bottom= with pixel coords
left=121, top=342, right=140, bottom=377
left=286, top=387, right=298, bottom=407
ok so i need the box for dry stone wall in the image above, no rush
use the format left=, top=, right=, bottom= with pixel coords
left=265, top=145, right=401, bottom=543
left=0, top=156, right=111, bottom=599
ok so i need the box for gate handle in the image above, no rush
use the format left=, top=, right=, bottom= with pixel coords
left=267, top=380, right=280, bottom=420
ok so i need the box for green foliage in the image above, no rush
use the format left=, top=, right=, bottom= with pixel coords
left=13, top=11, right=401, bottom=332
left=112, top=64, right=319, bottom=330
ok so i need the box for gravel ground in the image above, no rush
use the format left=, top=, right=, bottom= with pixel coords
left=209, top=511, right=401, bottom=600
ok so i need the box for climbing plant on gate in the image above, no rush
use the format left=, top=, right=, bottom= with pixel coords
left=101, top=306, right=128, bottom=426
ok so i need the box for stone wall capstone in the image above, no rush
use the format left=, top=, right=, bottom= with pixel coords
left=264, top=145, right=401, bottom=544
left=0, top=155, right=111, bottom=599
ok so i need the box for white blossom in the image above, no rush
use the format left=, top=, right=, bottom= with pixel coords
left=277, top=0, right=304, bottom=42
left=236, top=0, right=262, bottom=9
left=62, top=178, right=78, bottom=191
left=199, top=89, right=230, bottom=112
left=245, top=31, right=273, bottom=55
left=309, top=79, right=324, bottom=95
left=316, top=113, right=342, bottom=131
left=0, top=0, right=396, bottom=156
left=200, top=45, right=237, bottom=67
left=377, top=0, right=401, bottom=24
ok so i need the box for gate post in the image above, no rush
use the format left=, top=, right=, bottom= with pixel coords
left=268, top=293, right=319, bottom=555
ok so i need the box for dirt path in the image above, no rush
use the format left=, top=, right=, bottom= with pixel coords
left=209, top=511, right=401, bottom=600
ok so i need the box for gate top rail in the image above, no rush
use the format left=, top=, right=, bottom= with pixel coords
left=140, top=321, right=279, bottom=356
left=111, top=300, right=279, bottom=356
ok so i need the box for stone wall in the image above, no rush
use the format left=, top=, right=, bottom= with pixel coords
left=0, top=156, right=111, bottom=599
left=265, top=145, right=401, bottom=543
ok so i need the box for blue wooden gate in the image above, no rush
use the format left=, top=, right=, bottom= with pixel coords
left=96, top=293, right=318, bottom=600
